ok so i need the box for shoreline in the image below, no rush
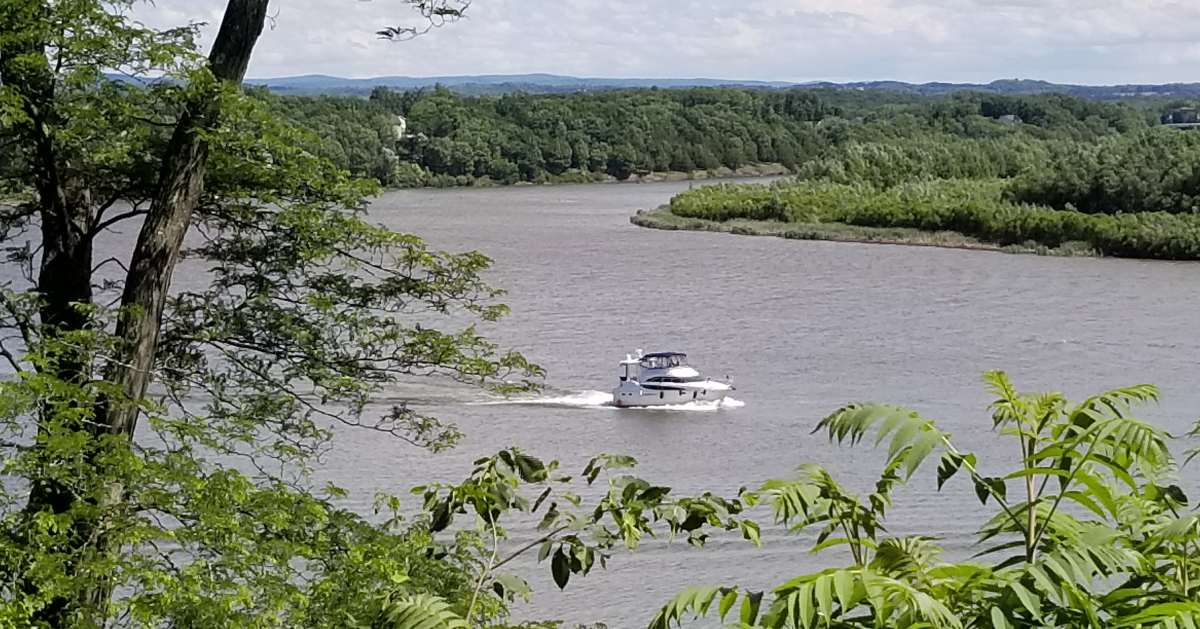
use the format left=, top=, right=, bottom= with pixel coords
left=629, top=206, right=1099, bottom=257
left=394, top=162, right=792, bottom=190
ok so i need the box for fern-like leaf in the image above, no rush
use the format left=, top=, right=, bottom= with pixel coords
left=380, top=595, right=468, bottom=629
left=814, top=403, right=951, bottom=480
left=872, top=536, right=944, bottom=582
left=771, top=568, right=962, bottom=629
left=647, top=586, right=736, bottom=629
left=1111, top=601, right=1200, bottom=628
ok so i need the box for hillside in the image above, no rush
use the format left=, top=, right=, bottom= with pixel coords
left=243, top=73, right=1200, bottom=99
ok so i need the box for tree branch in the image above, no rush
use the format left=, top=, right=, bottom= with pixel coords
left=90, top=208, right=147, bottom=236
left=0, top=336, right=23, bottom=372
left=376, top=0, right=471, bottom=41
left=491, top=525, right=569, bottom=572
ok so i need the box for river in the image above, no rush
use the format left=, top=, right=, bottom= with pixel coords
left=301, top=179, right=1200, bottom=627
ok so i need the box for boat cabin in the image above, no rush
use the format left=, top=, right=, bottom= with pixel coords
left=619, top=351, right=696, bottom=382
left=639, top=352, right=686, bottom=369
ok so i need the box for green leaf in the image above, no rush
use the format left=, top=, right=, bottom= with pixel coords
left=531, top=486, right=552, bottom=512
left=798, top=583, right=815, bottom=629
left=429, top=499, right=453, bottom=532
left=381, top=594, right=468, bottom=629
left=1113, top=602, right=1200, bottom=627
left=740, top=591, right=763, bottom=626
left=815, top=574, right=834, bottom=622
left=740, top=520, right=762, bottom=547
left=491, top=573, right=531, bottom=599
left=639, top=485, right=672, bottom=503
left=833, top=570, right=855, bottom=612
left=718, top=588, right=738, bottom=622
left=905, top=430, right=942, bottom=479
left=973, top=476, right=1007, bottom=505
left=648, top=586, right=727, bottom=629
left=936, top=452, right=973, bottom=491
left=1009, top=581, right=1043, bottom=622
left=515, top=453, right=548, bottom=482
left=551, top=548, right=570, bottom=589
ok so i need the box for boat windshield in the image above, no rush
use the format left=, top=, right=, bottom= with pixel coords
left=640, top=353, right=686, bottom=369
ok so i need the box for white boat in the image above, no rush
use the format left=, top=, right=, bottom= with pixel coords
left=612, top=350, right=734, bottom=407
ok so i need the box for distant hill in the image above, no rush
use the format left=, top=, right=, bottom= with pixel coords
left=797, top=78, right=1200, bottom=100
left=121, top=72, right=1200, bottom=100
left=241, top=73, right=797, bottom=96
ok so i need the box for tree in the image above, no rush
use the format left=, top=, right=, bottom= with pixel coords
left=0, top=1, right=542, bottom=626
left=606, top=144, right=638, bottom=180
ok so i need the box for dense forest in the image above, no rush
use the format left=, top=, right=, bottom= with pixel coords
left=270, top=85, right=840, bottom=186
left=563, top=88, right=1200, bottom=259
left=265, top=85, right=1200, bottom=259
left=265, top=84, right=1190, bottom=190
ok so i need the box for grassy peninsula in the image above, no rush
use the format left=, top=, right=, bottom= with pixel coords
left=635, top=119, right=1200, bottom=260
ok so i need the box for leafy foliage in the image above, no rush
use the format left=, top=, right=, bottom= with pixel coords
left=0, top=1, right=547, bottom=627
left=265, top=85, right=1153, bottom=189
left=1006, top=129, right=1200, bottom=214
left=410, top=448, right=753, bottom=624
left=651, top=372, right=1200, bottom=628
left=667, top=178, right=1200, bottom=259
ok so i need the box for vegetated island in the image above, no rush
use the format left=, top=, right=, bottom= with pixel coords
left=632, top=123, right=1200, bottom=261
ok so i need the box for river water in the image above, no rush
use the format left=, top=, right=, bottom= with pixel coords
left=304, top=180, right=1200, bottom=627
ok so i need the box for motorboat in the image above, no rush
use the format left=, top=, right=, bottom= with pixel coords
left=612, top=350, right=734, bottom=407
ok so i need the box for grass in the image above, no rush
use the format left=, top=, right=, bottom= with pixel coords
left=630, top=206, right=1099, bottom=257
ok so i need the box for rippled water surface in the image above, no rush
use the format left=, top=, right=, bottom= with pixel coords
left=306, top=180, right=1200, bottom=627
left=18, top=179, right=1195, bottom=627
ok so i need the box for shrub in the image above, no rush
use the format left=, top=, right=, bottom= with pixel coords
left=668, top=178, right=1200, bottom=260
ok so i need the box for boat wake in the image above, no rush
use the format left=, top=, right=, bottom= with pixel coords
left=473, top=390, right=744, bottom=411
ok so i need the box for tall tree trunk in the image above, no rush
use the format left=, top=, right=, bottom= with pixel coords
left=2, top=0, right=97, bottom=517
left=80, top=2, right=269, bottom=623
left=12, top=1, right=270, bottom=626
left=100, top=0, right=269, bottom=439
left=0, top=0, right=94, bottom=346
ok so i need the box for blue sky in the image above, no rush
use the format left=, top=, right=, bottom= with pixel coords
left=134, top=0, right=1200, bottom=84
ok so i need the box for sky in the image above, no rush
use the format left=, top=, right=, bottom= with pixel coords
left=132, top=0, right=1200, bottom=85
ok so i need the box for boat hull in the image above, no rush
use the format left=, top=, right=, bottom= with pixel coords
left=612, top=381, right=731, bottom=407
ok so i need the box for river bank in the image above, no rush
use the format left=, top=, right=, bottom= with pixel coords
left=630, top=205, right=1098, bottom=257
left=396, top=162, right=792, bottom=189
left=642, top=178, right=1200, bottom=260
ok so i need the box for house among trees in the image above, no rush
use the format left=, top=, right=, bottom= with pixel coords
left=997, top=114, right=1022, bottom=124
left=1162, top=107, right=1200, bottom=129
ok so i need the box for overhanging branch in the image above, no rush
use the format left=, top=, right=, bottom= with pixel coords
left=376, top=0, right=471, bottom=41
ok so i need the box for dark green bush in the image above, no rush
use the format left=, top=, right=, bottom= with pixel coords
left=1006, top=129, right=1200, bottom=214
left=669, top=178, right=1200, bottom=260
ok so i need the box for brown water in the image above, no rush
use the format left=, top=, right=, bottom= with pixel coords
left=313, top=180, right=1200, bottom=627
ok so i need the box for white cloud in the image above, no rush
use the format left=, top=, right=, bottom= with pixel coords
left=131, top=0, right=1200, bottom=84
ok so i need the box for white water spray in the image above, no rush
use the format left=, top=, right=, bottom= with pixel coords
left=473, top=390, right=744, bottom=411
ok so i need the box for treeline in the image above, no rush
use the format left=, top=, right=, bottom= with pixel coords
left=265, top=85, right=1168, bottom=188
left=671, top=178, right=1200, bottom=259
left=380, top=86, right=838, bottom=185
left=663, top=121, right=1200, bottom=259
left=1006, top=130, right=1200, bottom=214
